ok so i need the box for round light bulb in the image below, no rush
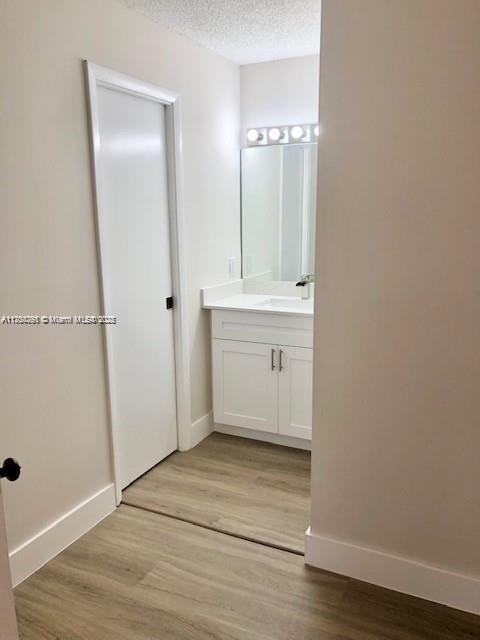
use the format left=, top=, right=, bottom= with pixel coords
left=268, top=127, right=282, bottom=142
left=247, top=129, right=260, bottom=143
left=314, top=125, right=320, bottom=137
left=290, top=126, right=304, bottom=140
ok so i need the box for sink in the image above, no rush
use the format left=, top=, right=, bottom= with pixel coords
left=257, top=297, right=314, bottom=312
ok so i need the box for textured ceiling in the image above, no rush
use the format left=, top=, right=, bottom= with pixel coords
left=116, top=0, right=321, bottom=64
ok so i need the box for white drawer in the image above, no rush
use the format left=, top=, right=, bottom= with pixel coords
left=211, top=309, right=313, bottom=348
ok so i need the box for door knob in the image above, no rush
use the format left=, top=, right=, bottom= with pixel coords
left=0, top=458, right=21, bottom=482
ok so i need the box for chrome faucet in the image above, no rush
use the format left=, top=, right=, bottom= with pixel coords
left=296, top=274, right=315, bottom=300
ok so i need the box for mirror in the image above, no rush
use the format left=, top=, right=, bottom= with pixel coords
left=241, top=144, right=317, bottom=282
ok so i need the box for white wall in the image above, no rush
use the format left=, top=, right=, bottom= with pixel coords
left=0, top=0, right=240, bottom=561
left=241, top=55, right=320, bottom=133
left=308, top=0, right=480, bottom=614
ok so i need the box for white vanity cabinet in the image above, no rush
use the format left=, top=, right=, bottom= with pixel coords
left=278, top=345, right=313, bottom=439
left=212, top=340, right=278, bottom=433
left=211, top=309, right=313, bottom=442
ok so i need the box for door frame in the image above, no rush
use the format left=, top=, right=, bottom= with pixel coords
left=0, top=485, right=18, bottom=640
left=84, top=62, right=191, bottom=505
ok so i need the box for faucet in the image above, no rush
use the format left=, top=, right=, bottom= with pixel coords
left=296, top=274, right=315, bottom=300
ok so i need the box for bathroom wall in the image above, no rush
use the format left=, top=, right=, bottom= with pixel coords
left=240, top=55, right=320, bottom=133
left=309, top=0, right=480, bottom=613
left=0, top=0, right=240, bottom=563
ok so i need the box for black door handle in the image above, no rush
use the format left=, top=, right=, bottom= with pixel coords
left=0, top=458, right=21, bottom=482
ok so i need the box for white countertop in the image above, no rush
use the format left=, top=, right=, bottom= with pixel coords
left=203, top=293, right=314, bottom=317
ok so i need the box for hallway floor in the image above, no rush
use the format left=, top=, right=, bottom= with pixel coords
left=14, top=435, right=480, bottom=639
left=15, top=505, right=480, bottom=639
left=123, top=432, right=310, bottom=554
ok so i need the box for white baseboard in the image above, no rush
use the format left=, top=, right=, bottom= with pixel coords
left=190, top=411, right=214, bottom=448
left=215, top=423, right=311, bottom=451
left=9, top=484, right=116, bottom=586
left=305, top=527, right=480, bottom=615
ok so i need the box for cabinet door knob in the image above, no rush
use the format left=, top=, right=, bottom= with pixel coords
left=271, top=348, right=276, bottom=371
left=279, top=349, right=284, bottom=372
left=0, top=458, right=21, bottom=482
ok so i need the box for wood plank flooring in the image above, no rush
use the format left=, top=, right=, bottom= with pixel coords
left=15, top=505, right=480, bottom=640
left=123, top=432, right=310, bottom=553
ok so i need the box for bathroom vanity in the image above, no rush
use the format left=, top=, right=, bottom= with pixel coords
left=202, top=132, right=317, bottom=448
left=203, top=291, right=314, bottom=446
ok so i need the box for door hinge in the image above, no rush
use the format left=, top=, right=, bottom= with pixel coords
left=166, top=296, right=174, bottom=310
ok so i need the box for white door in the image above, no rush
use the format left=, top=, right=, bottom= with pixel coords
left=278, top=346, right=313, bottom=440
left=95, top=85, right=177, bottom=490
left=0, top=485, right=18, bottom=640
left=213, top=340, right=278, bottom=433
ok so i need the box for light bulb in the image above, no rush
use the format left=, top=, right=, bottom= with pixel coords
left=247, top=129, right=261, bottom=143
left=268, top=127, right=282, bottom=142
left=314, top=125, right=320, bottom=137
left=290, top=126, right=304, bottom=140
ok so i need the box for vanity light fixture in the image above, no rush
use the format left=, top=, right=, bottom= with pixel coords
left=268, top=127, right=283, bottom=142
left=290, top=125, right=305, bottom=140
left=246, top=123, right=319, bottom=147
left=247, top=128, right=262, bottom=143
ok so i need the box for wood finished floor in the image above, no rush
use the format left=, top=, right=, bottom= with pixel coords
left=123, top=432, right=311, bottom=554
left=15, top=505, right=480, bottom=640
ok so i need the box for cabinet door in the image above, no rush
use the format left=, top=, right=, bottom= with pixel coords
left=278, top=346, right=313, bottom=440
left=213, top=340, right=278, bottom=433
